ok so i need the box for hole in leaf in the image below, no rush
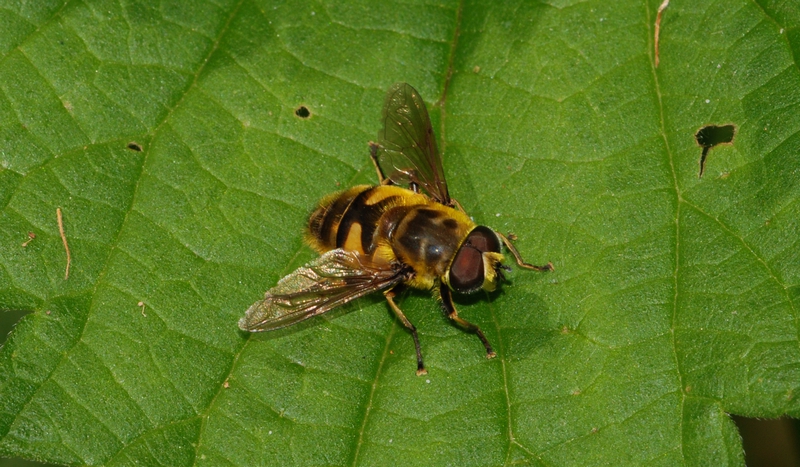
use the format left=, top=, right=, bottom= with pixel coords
left=695, top=124, right=736, bottom=178
left=127, top=142, right=143, bottom=152
left=295, top=106, right=311, bottom=118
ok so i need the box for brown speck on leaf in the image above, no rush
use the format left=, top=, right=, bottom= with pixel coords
left=561, top=326, right=570, bottom=334
left=473, top=66, right=481, bottom=73
left=685, top=386, right=692, bottom=393
left=223, top=381, right=230, bottom=389
left=21, top=232, right=36, bottom=247
left=46, top=310, right=51, bottom=315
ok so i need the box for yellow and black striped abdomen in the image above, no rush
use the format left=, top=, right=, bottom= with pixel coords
left=307, top=185, right=429, bottom=258
left=307, top=185, right=371, bottom=252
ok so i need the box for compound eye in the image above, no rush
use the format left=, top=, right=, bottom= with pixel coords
left=449, top=245, right=485, bottom=294
left=467, top=226, right=501, bottom=253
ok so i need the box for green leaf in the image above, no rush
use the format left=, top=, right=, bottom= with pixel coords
left=1, top=0, right=799, bottom=465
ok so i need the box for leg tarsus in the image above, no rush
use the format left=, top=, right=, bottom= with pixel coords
left=384, top=288, right=427, bottom=375
left=440, top=286, right=496, bottom=358
left=496, top=231, right=554, bottom=271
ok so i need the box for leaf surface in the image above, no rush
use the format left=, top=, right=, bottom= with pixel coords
left=1, top=0, right=799, bottom=466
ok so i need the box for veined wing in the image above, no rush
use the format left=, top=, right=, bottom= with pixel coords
left=374, top=82, right=451, bottom=205
left=239, top=249, right=408, bottom=332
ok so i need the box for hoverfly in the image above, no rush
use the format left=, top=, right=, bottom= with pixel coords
left=239, top=83, right=552, bottom=375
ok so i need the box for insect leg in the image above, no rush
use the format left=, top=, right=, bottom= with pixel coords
left=496, top=231, right=554, bottom=271
left=440, top=286, right=497, bottom=359
left=369, top=142, right=391, bottom=185
left=384, top=287, right=427, bottom=376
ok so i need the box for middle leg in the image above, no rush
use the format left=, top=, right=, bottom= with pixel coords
left=384, top=286, right=427, bottom=376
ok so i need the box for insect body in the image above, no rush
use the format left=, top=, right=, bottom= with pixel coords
left=307, top=184, right=477, bottom=292
left=239, top=83, right=552, bottom=375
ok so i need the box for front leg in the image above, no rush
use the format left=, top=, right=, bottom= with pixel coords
left=496, top=231, right=554, bottom=272
left=440, top=286, right=496, bottom=359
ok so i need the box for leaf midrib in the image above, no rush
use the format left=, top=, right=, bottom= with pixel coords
left=644, top=0, right=687, bottom=463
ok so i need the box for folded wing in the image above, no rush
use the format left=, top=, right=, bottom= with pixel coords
left=239, top=249, right=408, bottom=332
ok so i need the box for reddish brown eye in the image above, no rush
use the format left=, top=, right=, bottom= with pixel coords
left=449, top=245, right=484, bottom=294
left=467, top=226, right=501, bottom=253
left=448, top=226, right=501, bottom=294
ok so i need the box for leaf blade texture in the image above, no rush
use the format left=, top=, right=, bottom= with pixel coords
left=1, top=1, right=799, bottom=466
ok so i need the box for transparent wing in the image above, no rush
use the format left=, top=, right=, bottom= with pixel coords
left=375, top=82, right=451, bottom=204
left=239, top=249, right=407, bottom=332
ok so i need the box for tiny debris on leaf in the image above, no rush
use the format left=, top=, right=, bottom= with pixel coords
left=21, top=232, right=36, bottom=247
left=654, top=0, right=670, bottom=67
left=57, top=208, right=70, bottom=280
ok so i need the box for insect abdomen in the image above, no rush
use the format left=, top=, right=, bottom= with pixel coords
left=307, top=185, right=371, bottom=252
left=307, top=185, right=423, bottom=257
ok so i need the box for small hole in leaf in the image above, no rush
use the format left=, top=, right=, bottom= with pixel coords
left=695, top=124, right=735, bottom=147
left=295, top=106, right=311, bottom=118
left=127, top=142, right=143, bottom=152
left=695, top=124, right=736, bottom=178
